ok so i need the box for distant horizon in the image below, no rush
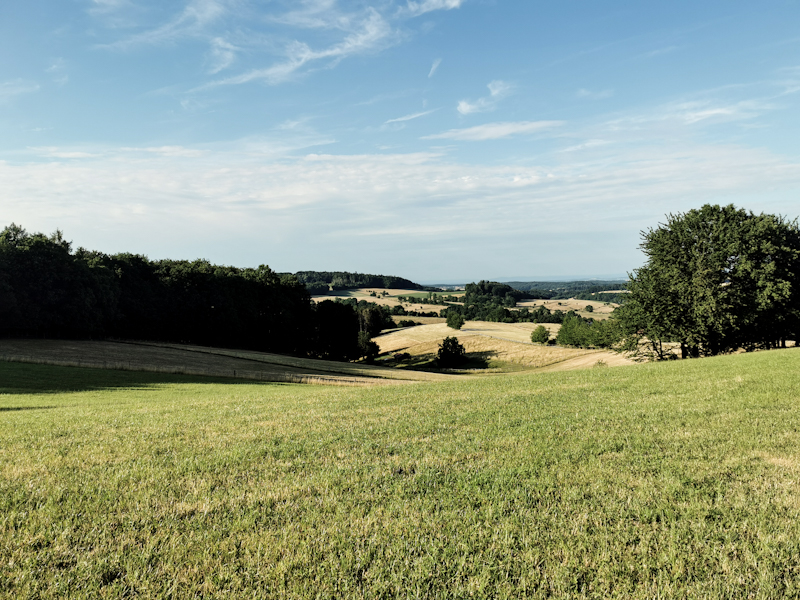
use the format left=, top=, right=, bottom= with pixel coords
left=420, top=275, right=629, bottom=286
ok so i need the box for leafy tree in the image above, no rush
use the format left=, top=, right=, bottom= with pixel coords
left=616, top=204, right=800, bottom=358
left=357, top=331, right=380, bottom=363
left=585, top=305, right=594, bottom=313
left=530, top=325, right=550, bottom=344
left=446, top=311, right=465, bottom=330
left=437, top=336, right=466, bottom=367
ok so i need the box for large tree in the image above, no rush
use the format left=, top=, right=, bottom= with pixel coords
left=616, top=204, right=800, bottom=358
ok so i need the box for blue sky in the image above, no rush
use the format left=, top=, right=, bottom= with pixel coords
left=1, top=0, right=799, bottom=283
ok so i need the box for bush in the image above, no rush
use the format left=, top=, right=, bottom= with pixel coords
left=437, top=336, right=466, bottom=367
left=585, top=305, right=594, bottom=313
left=397, top=319, right=420, bottom=328
left=446, top=311, right=465, bottom=330
left=530, top=325, right=550, bottom=344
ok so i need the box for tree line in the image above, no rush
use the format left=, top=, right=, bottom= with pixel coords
left=292, top=271, right=428, bottom=294
left=0, top=225, right=374, bottom=361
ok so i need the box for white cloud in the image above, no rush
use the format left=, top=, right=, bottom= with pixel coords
left=401, top=0, right=464, bottom=18
left=29, top=147, right=100, bottom=159
left=0, top=79, right=40, bottom=100
left=457, top=80, right=512, bottom=115
left=103, top=0, right=229, bottom=48
left=207, top=9, right=393, bottom=86
left=384, top=109, right=436, bottom=124
left=206, top=37, right=239, bottom=73
left=119, top=145, right=208, bottom=157
left=423, top=120, right=563, bottom=141
left=3, top=140, right=799, bottom=277
left=428, top=58, right=441, bottom=78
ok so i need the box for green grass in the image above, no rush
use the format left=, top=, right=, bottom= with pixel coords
left=2, top=351, right=800, bottom=598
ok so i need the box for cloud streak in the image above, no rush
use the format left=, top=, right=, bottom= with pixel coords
left=457, top=80, right=512, bottom=115
left=385, top=109, right=437, bottom=124
left=400, top=0, right=464, bottom=18
left=205, top=9, right=393, bottom=87
left=0, top=79, right=40, bottom=100
left=423, top=120, right=563, bottom=141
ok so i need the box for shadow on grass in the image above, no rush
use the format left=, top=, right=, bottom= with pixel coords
left=0, top=405, right=57, bottom=411
left=0, top=361, right=274, bottom=395
left=462, top=351, right=495, bottom=369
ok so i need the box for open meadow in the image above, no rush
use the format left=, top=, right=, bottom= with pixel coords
left=3, top=349, right=800, bottom=598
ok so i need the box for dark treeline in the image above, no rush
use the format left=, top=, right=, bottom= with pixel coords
left=0, top=225, right=370, bottom=360
left=506, top=280, right=627, bottom=299
left=293, top=271, right=429, bottom=294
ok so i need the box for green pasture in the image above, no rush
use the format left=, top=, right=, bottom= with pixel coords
left=2, top=350, right=800, bottom=598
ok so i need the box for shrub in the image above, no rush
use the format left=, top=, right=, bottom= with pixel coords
left=530, top=325, right=550, bottom=344
left=437, top=336, right=466, bottom=367
left=446, top=312, right=465, bottom=330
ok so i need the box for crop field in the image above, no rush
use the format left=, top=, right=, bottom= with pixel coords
left=310, top=288, right=446, bottom=314
left=2, top=349, right=800, bottom=598
left=516, top=299, right=617, bottom=319
left=375, top=322, right=632, bottom=372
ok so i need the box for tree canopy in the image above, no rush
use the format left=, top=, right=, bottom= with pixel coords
left=615, top=205, right=800, bottom=358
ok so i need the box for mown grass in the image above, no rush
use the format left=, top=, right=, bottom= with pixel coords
left=2, top=351, right=800, bottom=598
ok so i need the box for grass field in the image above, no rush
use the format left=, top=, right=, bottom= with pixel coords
left=0, top=339, right=457, bottom=385
left=3, top=349, right=800, bottom=597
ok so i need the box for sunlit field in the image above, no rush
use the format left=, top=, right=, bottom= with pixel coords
left=3, top=350, right=800, bottom=598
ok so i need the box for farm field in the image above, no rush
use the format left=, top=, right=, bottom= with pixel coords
left=375, top=322, right=633, bottom=371
left=2, top=349, right=800, bottom=597
left=310, top=287, right=619, bottom=321
left=516, top=298, right=618, bottom=319
left=0, top=339, right=456, bottom=385
left=310, top=288, right=448, bottom=314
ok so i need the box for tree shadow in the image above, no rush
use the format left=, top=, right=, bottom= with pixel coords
left=0, top=361, right=281, bottom=396
left=462, top=351, right=496, bottom=369
left=0, top=405, right=57, bottom=411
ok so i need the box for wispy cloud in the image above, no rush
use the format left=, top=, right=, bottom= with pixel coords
left=102, top=0, right=229, bottom=48
left=29, top=147, right=100, bottom=159
left=0, top=79, right=40, bottom=100
left=206, top=9, right=393, bottom=87
left=47, top=59, right=69, bottom=85
left=424, top=120, right=562, bottom=141
left=400, top=0, right=464, bottom=18
left=206, top=37, right=239, bottom=73
left=457, top=80, right=512, bottom=115
left=428, top=58, right=442, bottom=78
left=385, top=109, right=436, bottom=124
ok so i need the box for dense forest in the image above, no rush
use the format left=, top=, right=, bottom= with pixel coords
left=505, top=280, right=627, bottom=299
left=0, top=225, right=374, bottom=361
left=292, top=271, right=429, bottom=294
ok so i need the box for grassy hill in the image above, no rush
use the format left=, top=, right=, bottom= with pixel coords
left=2, top=349, right=800, bottom=597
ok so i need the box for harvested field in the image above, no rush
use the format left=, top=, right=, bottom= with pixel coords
left=0, top=339, right=457, bottom=385
left=516, top=298, right=618, bottom=318
left=311, top=288, right=448, bottom=315
left=391, top=316, right=446, bottom=326
left=374, top=322, right=634, bottom=372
